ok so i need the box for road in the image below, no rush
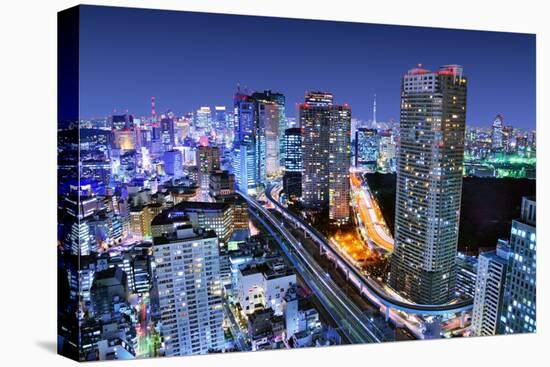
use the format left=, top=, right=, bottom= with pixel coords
left=264, top=184, right=473, bottom=317
left=239, top=190, right=388, bottom=344
left=350, top=172, right=394, bottom=252
left=223, top=301, right=251, bottom=351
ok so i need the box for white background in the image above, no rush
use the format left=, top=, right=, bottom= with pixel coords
left=0, top=0, right=547, bottom=366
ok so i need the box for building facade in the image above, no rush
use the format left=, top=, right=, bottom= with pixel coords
left=390, top=65, right=467, bottom=304
left=355, top=128, right=379, bottom=170
left=501, top=197, right=536, bottom=334
left=300, top=91, right=351, bottom=224
left=471, top=244, right=509, bottom=336
left=283, top=127, right=303, bottom=200
left=153, top=227, right=224, bottom=356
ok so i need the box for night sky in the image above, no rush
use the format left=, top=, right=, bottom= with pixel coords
left=78, top=5, right=536, bottom=129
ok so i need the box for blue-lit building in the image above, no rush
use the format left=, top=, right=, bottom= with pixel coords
left=163, top=149, right=183, bottom=178
left=214, top=106, right=228, bottom=130
left=355, top=127, right=379, bottom=170
left=501, top=197, right=536, bottom=334
left=232, top=91, right=267, bottom=193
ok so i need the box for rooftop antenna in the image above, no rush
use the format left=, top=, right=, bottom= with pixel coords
left=151, top=96, right=157, bottom=122
left=373, top=94, right=377, bottom=125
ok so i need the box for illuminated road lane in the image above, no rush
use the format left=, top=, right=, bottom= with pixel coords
left=350, top=173, right=394, bottom=252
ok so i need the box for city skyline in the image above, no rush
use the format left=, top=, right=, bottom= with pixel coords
left=76, top=6, right=535, bottom=129
left=58, top=5, right=536, bottom=362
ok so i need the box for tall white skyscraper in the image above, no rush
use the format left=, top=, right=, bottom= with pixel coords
left=390, top=65, right=467, bottom=304
left=471, top=242, right=509, bottom=336
left=153, top=226, right=224, bottom=356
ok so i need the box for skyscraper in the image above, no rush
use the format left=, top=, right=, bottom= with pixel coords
left=195, top=106, right=212, bottom=130
left=283, top=127, right=303, bottom=200
left=471, top=242, right=509, bottom=336
left=163, top=149, right=183, bottom=178
left=355, top=128, right=379, bottom=170
left=233, top=92, right=263, bottom=193
left=213, top=106, right=227, bottom=130
left=501, top=197, right=536, bottom=334
left=160, top=114, right=175, bottom=150
left=300, top=92, right=351, bottom=224
left=251, top=90, right=286, bottom=178
left=197, top=145, right=221, bottom=189
left=153, top=226, right=224, bottom=356
left=232, top=90, right=285, bottom=193
left=492, top=113, right=504, bottom=150
left=389, top=65, right=467, bottom=304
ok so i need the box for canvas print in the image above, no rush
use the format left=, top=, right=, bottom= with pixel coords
left=57, top=5, right=536, bottom=361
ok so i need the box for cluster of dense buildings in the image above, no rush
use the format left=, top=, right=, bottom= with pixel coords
left=58, top=86, right=341, bottom=361
left=58, top=63, right=536, bottom=361
left=463, top=116, right=536, bottom=179
left=232, top=90, right=353, bottom=224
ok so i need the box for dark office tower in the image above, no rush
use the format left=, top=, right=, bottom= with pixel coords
left=492, top=114, right=504, bottom=150
left=501, top=197, right=536, bottom=334
left=160, top=115, right=175, bottom=150
left=389, top=65, right=467, bottom=304
left=355, top=128, right=379, bottom=170
left=300, top=92, right=351, bottom=224
left=502, top=125, right=514, bottom=153
left=283, top=127, right=303, bottom=200
left=111, top=113, right=134, bottom=129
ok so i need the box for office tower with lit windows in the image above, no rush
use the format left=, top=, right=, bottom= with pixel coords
left=152, top=226, right=224, bottom=356
left=377, top=131, right=397, bottom=173
left=455, top=253, right=477, bottom=299
left=197, top=145, right=221, bottom=189
left=283, top=127, right=303, bottom=200
left=355, top=127, right=379, bottom=170
left=151, top=201, right=235, bottom=284
left=233, top=92, right=263, bottom=192
left=501, top=197, right=536, bottom=334
left=492, top=114, right=504, bottom=151
left=232, top=90, right=285, bottom=192
left=209, top=170, right=235, bottom=198
left=389, top=65, right=467, bottom=304
left=160, top=115, right=175, bottom=150
left=195, top=106, right=212, bottom=129
left=213, top=106, right=227, bottom=130
left=163, top=149, right=183, bottom=178
left=251, top=90, right=286, bottom=175
left=471, top=242, right=510, bottom=336
left=300, top=91, right=351, bottom=224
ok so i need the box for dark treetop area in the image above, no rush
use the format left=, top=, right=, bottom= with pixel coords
left=365, top=173, right=536, bottom=254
